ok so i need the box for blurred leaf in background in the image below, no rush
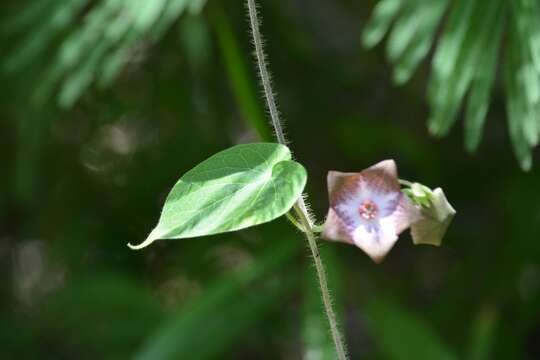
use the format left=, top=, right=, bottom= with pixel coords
left=134, top=238, right=299, bottom=360
left=2, top=0, right=208, bottom=108
left=364, top=299, right=457, bottom=360
left=363, top=0, right=540, bottom=170
left=2, top=0, right=540, bottom=359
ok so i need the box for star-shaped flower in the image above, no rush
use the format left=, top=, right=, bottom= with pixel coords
left=321, top=160, right=420, bottom=263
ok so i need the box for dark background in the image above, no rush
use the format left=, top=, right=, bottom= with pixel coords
left=2, top=0, right=540, bottom=359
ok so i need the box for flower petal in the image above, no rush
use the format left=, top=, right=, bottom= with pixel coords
left=321, top=208, right=355, bottom=245
left=352, top=216, right=399, bottom=263
left=366, top=159, right=398, bottom=178
left=395, top=194, right=422, bottom=234
left=327, top=170, right=358, bottom=198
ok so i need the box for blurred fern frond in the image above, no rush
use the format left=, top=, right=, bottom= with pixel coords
left=363, top=0, right=540, bottom=170
left=2, top=0, right=207, bottom=108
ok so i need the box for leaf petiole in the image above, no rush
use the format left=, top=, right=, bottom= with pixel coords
left=286, top=212, right=324, bottom=234
left=286, top=212, right=306, bottom=232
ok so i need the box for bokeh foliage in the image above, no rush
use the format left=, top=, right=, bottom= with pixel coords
left=2, top=0, right=540, bottom=359
left=363, top=0, right=540, bottom=170
left=3, top=0, right=207, bottom=108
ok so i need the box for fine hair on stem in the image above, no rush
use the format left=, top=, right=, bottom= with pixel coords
left=245, top=0, right=348, bottom=359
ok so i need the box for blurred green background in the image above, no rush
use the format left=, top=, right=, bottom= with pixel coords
left=2, top=0, right=540, bottom=359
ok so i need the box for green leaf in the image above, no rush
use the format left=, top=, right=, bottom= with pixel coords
left=365, top=299, right=458, bottom=360
left=364, top=0, right=540, bottom=168
left=464, top=2, right=505, bottom=152
left=4, top=0, right=207, bottom=107
left=503, top=0, right=540, bottom=171
left=428, top=0, right=500, bottom=136
left=129, top=143, right=307, bottom=249
left=505, top=24, right=534, bottom=171
left=362, top=0, right=402, bottom=49
left=3, top=0, right=90, bottom=73
left=386, top=0, right=449, bottom=84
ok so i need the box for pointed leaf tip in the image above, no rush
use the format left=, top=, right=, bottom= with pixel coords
left=127, top=236, right=156, bottom=250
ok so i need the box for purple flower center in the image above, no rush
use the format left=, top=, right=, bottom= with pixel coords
left=359, top=200, right=378, bottom=220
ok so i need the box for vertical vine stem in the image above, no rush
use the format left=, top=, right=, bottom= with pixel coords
left=245, top=0, right=348, bottom=359
left=294, top=204, right=348, bottom=360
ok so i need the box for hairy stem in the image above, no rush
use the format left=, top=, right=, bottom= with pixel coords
left=246, top=0, right=286, bottom=145
left=285, top=212, right=306, bottom=232
left=245, top=0, right=347, bottom=359
left=294, top=204, right=348, bottom=360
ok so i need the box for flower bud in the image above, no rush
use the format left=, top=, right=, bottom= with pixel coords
left=407, top=185, right=456, bottom=247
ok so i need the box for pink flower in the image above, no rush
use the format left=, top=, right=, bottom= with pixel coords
left=321, top=160, right=419, bottom=263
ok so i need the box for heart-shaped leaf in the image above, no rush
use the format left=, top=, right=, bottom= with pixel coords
left=129, top=143, right=307, bottom=249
